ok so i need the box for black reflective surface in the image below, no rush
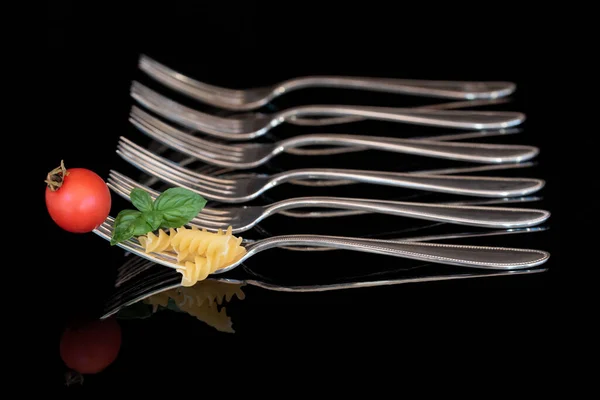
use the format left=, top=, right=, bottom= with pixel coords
left=46, top=3, right=564, bottom=389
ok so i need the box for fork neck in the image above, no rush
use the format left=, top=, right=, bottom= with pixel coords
left=263, top=197, right=365, bottom=217
left=275, top=134, right=365, bottom=151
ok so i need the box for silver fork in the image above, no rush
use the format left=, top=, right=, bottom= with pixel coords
left=93, top=216, right=550, bottom=282
left=272, top=97, right=519, bottom=156
left=116, top=137, right=545, bottom=203
left=107, top=170, right=550, bottom=233
left=139, top=55, right=516, bottom=111
left=129, top=106, right=538, bottom=169
left=185, top=157, right=537, bottom=190
left=102, top=236, right=548, bottom=320
left=138, top=159, right=540, bottom=218
left=131, top=82, right=526, bottom=140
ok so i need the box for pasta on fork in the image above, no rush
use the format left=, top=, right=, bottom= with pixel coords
left=139, top=226, right=247, bottom=286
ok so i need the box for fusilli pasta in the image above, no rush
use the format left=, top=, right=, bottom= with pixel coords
left=139, top=226, right=247, bottom=286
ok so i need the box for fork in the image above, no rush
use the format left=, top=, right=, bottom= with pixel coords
left=107, top=170, right=550, bottom=232
left=139, top=159, right=541, bottom=218
left=252, top=97, right=519, bottom=156
left=138, top=55, right=516, bottom=111
left=186, top=158, right=537, bottom=190
left=116, top=137, right=545, bottom=203
left=93, top=216, right=550, bottom=278
left=129, top=106, right=538, bottom=169
left=131, top=82, right=526, bottom=140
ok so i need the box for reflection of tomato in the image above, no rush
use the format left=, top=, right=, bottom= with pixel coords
left=60, top=318, right=122, bottom=374
left=45, top=164, right=111, bottom=233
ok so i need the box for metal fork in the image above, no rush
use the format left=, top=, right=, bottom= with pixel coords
left=131, top=82, right=526, bottom=140
left=93, top=216, right=550, bottom=281
left=107, top=170, right=550, bottom=233
left=139, top=55, right=516, bottom=111
left=116, top=137, right=545, bottom=203
left=185, top=157, right=537, bottom=190
left=129, top=106, right=538, bottom=169
left=137, top=159, right=541, bottom=219
left=254, top=97, right=519, bottom=156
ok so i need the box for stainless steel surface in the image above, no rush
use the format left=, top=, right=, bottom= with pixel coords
left=107, top=171, right=549, bottom=233
left=139, top=54, right=516, bottom=111
left=131, top=81, right=526, bottom=140
left=130, top=106, right=538, bottom=168
left=93, top=216, right=550, bottom=281
left=116, top=137, right=545, bottom=203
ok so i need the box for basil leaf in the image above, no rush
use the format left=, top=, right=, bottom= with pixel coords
left=130, top=188, right=154, bottom=212
left=110, top=209, right=141, bottom=245
left=141, top=210, right=163, bottom=232
left=111, top=209, right=159, bottom=245
left=153, top=187, right=206, bottom=228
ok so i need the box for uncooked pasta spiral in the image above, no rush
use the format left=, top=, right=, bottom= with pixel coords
left=138, top=226, right=247, bottom=287
left=138, top=228, right=176, bottom=253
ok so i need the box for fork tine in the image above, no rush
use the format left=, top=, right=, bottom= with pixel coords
left=108, top=170, right=231, bottom=217
left=131, top=106, right=244, bottom=154
left=106, top=267, right=179, bottom=309
left=117, top=139, right=237, bottom=192
left=116, top=255, right=156, bottom=287
left=129, top=113, right=243, bottom=166
left=194, top=164, right=233, bottom=176
left=117, top=146, right=238, bottom=198
left=103, top=275, right=182, bottom=318
left=131, top=81, right=242, bottom=131
left=93, top=217, right=183, bottom=269
left=139, top=54, right=244, bottom=99
left=118, top=137, right=235, bottom=185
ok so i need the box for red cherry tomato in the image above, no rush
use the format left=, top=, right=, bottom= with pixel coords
left=45, top=162, right=111, bottom=233
left=60, top=317, right=122, bottom=375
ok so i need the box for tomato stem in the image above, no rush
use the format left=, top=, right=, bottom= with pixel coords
left=45, top=160, right=69, bottom=191
left=64, top=369, right=84, bottom=386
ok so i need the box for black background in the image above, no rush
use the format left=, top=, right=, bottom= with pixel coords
left=44, top=2, right=570, bottom=389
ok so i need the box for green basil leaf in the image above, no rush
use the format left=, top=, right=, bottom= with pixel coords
left=111, top=209, right=158, bottom=245
left=141, top=210, right=163, bottom=232
left=110, top=210, right=140, bottom=245
left=153, top=187, right=206, bottom=228
left=130, top=188, right=154, bottom=212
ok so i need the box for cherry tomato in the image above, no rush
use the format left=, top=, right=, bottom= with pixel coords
left=45, top=161, right=111, bottom=233
left=60, top=317, right=122, bottom=375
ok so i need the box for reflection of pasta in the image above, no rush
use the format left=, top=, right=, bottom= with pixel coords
left=144, top=280, right=246, bottom=333
left=139, top=226, right=247, bottom=287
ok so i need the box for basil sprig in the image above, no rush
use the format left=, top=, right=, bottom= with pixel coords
left=110, top=187, right=207, bottom=246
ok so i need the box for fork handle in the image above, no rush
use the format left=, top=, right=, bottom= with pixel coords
left=279, top=106, right=525, bottom=130
left=271, top=170, right=544, bottom=198
left=247, top=235, right=549, bottom=270
left=264, top=197, right=549, bottom=229
left=282, top=77, right=515, bottom=100
left=278, top=134, right=538, bottom=164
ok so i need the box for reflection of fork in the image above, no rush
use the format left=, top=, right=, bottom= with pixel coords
left=101, top=226, right=548, bottom=320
